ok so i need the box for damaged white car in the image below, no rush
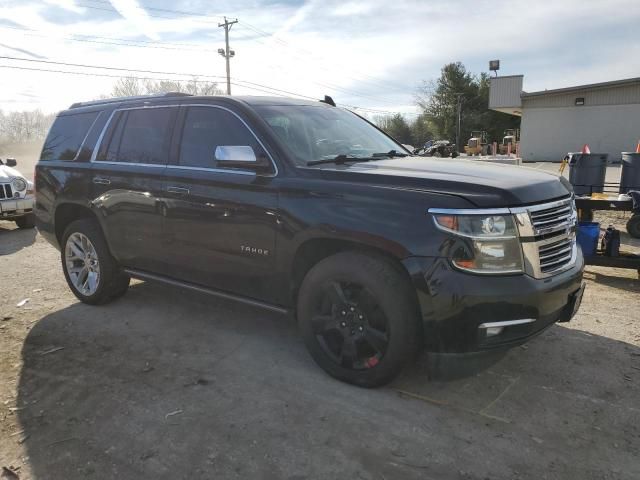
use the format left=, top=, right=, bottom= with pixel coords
left=0, top=158, right=35, bottom=228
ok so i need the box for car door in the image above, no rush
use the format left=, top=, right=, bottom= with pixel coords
left=162, top=105, right=279, bottom=303
left=91, top=106, right=177, bottom=274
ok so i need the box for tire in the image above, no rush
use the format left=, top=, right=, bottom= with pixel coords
left=61, top=218, right=130, bottom=305
left=627, top=215, right=640, bottom=239
left=15, top=213, right=35, bottom=229
left=579, top=209, right=594, bottom=222
left=297, top=252, right=421, bottom=387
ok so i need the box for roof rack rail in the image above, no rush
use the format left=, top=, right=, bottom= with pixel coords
left=69, top=92, right=193, bottom=109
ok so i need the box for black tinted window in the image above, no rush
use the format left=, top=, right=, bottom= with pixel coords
left=179, top=107, right=260, bottom=168
left=41, top=111, right=98, bottom=160
left=116, top=108, right=174, bottom=164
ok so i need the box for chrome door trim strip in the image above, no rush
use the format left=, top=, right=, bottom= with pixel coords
left=73, top=110, right=103, bottom=162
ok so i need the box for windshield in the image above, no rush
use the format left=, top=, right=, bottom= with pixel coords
left=255, top=105, right=406, bottom=166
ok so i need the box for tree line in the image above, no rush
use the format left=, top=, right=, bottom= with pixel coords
left=0, top=110, right=56, bottom=147
left=1, top=64, right=518, bottom=152
left=373, top=62, right=520, bottom=149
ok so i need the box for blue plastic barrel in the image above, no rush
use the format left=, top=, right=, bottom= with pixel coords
left=576, top=222, right=600, bottom=256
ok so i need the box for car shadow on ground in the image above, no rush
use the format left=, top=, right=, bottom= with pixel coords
left=0, top=221, right=36, bottom=255
left=15, top=281, right=640, bottom=479
left=584, top=268, right=640, bottom=292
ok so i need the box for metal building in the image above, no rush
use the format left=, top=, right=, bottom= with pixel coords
left=489, top=75, right=640, bottom=161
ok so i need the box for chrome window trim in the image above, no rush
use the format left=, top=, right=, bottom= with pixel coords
left=91, top=161, right=166, bottom=169
left=72, top=110, right=103, bottom=162
left=90, top=109, right=117, bottom=163
left=165, top=164, right=255, bottom=176
left=89, top=103, right=278, bottom=177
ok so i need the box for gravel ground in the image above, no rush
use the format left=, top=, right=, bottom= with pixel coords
left=1, top=212, right=639, bottom=479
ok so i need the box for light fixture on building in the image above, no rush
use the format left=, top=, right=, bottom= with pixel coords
left=575, top=97, right=585, bottom=106
left=489, top=60, right=500, bottom=77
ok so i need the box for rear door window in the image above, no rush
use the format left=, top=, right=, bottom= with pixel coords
left=178, top=106, right=262, bottom=169
left=41, top=111, right=99, bottom=160
left=97, top=107, right=176, bottom=165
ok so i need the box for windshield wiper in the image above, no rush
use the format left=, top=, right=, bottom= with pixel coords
left=306, top=150, right=409, bottom=167
left=306, top=154, right=376, bottom=167
left=371, top=150, right=409, bottom=158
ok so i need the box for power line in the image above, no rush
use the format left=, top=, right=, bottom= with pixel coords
left=4, top=23, right=404, bottom=106
left=77, top=0, right=409, bottom=95
left=0, top=25, right=218, bottom=52
left=0, top=61, right=418, bottom=116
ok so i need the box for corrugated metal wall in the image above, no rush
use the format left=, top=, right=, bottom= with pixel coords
left=519, top=103, right=640, bottom=161
left=489, top=76, right=523, bottom=109
left=522, top=83, right=640, bottom=109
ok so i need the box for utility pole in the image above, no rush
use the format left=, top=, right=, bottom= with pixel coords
left=218, top=16, right=238, bottom=95
left=454, top=93, right=463, bottom=153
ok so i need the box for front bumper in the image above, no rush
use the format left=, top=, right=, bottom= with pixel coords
left=403, top=253, right=585, bottom=353
left=0, top=197, right=34, bottom=219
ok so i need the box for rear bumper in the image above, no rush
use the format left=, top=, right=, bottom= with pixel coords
left=0, top=197, right=34, bottom=219
left=403, top=253, right=585, bottom=353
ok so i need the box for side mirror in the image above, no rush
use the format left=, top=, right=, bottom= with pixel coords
left=214, top=146, right=270, bottom=171
left=6, top=158, right=17, bottom=167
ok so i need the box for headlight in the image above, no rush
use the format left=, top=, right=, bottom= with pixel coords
left=12, top=177, right=27, bottom=191
left=432, top=211, right=523, bottom=274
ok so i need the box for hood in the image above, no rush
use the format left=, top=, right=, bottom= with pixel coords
left=0, top=165, right=24, bottom=181
left=318, top=157, right=570, bottom=207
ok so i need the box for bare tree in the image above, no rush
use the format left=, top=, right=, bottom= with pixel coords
left=109, top=77, right=222, bottom=98
left=0, top=109, right=55, bottom=144
left=111, top=77, right=145, bottom=97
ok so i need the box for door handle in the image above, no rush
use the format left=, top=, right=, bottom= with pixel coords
left=167, top=186, right=190, bottom=195
left=93, top=177, right=111, bottom=185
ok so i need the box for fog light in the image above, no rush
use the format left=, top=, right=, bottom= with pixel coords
left=485, top=326, right=504, bottom=337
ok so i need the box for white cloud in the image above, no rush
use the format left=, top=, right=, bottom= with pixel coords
left=108, top=0, right=160, bottom=40
left=0, top=0, right=639, bottom=115
left=331, top=2, right=373, bottom=17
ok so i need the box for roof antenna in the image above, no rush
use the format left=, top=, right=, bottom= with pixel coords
left=320, top=95, right=336, bottom=107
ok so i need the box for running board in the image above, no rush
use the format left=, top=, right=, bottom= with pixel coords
left=123, top=268, right=289, bottom=315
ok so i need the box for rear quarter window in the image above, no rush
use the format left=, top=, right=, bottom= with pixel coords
left=41, top=111, right=99, bottom=161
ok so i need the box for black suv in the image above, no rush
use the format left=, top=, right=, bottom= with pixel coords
left=35, top=93, right=585, bottom=387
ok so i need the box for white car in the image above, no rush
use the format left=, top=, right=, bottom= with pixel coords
left=0, top=158, right=35, bottom=229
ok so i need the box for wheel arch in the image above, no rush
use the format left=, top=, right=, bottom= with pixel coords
left=54, top=202, right=100, bottom=245
left=289, top=237, right=418, bottom=313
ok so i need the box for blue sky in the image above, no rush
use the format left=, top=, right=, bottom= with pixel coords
left=0, top=0, right=639, bottom=114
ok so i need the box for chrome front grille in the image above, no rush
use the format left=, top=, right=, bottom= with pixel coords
left=511, top=196, right=578, bottom=279
left=0, top=183, right=13, bottom=199
left=538, top=237, right=574, bottom=273
left=529, top=204, right=573, bottom=234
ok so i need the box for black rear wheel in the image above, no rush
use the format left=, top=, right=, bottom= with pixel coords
left=627, top=214, right=640, bottom=238
left=61, top=218, right=130, bottom=305
left=298, top=252, right=420, bottom=387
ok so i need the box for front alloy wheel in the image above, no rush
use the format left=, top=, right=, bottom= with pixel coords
left=298, top=252, right=420, bottom=387
left=311, top=281, right=390, bottom=370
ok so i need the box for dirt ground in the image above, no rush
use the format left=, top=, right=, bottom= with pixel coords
left=1, top=205, right=639, bottom=479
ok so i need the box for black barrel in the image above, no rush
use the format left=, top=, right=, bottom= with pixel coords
left=568, top=153, right=608, bottom=196
left=619, top=152, right=640, bottom=194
